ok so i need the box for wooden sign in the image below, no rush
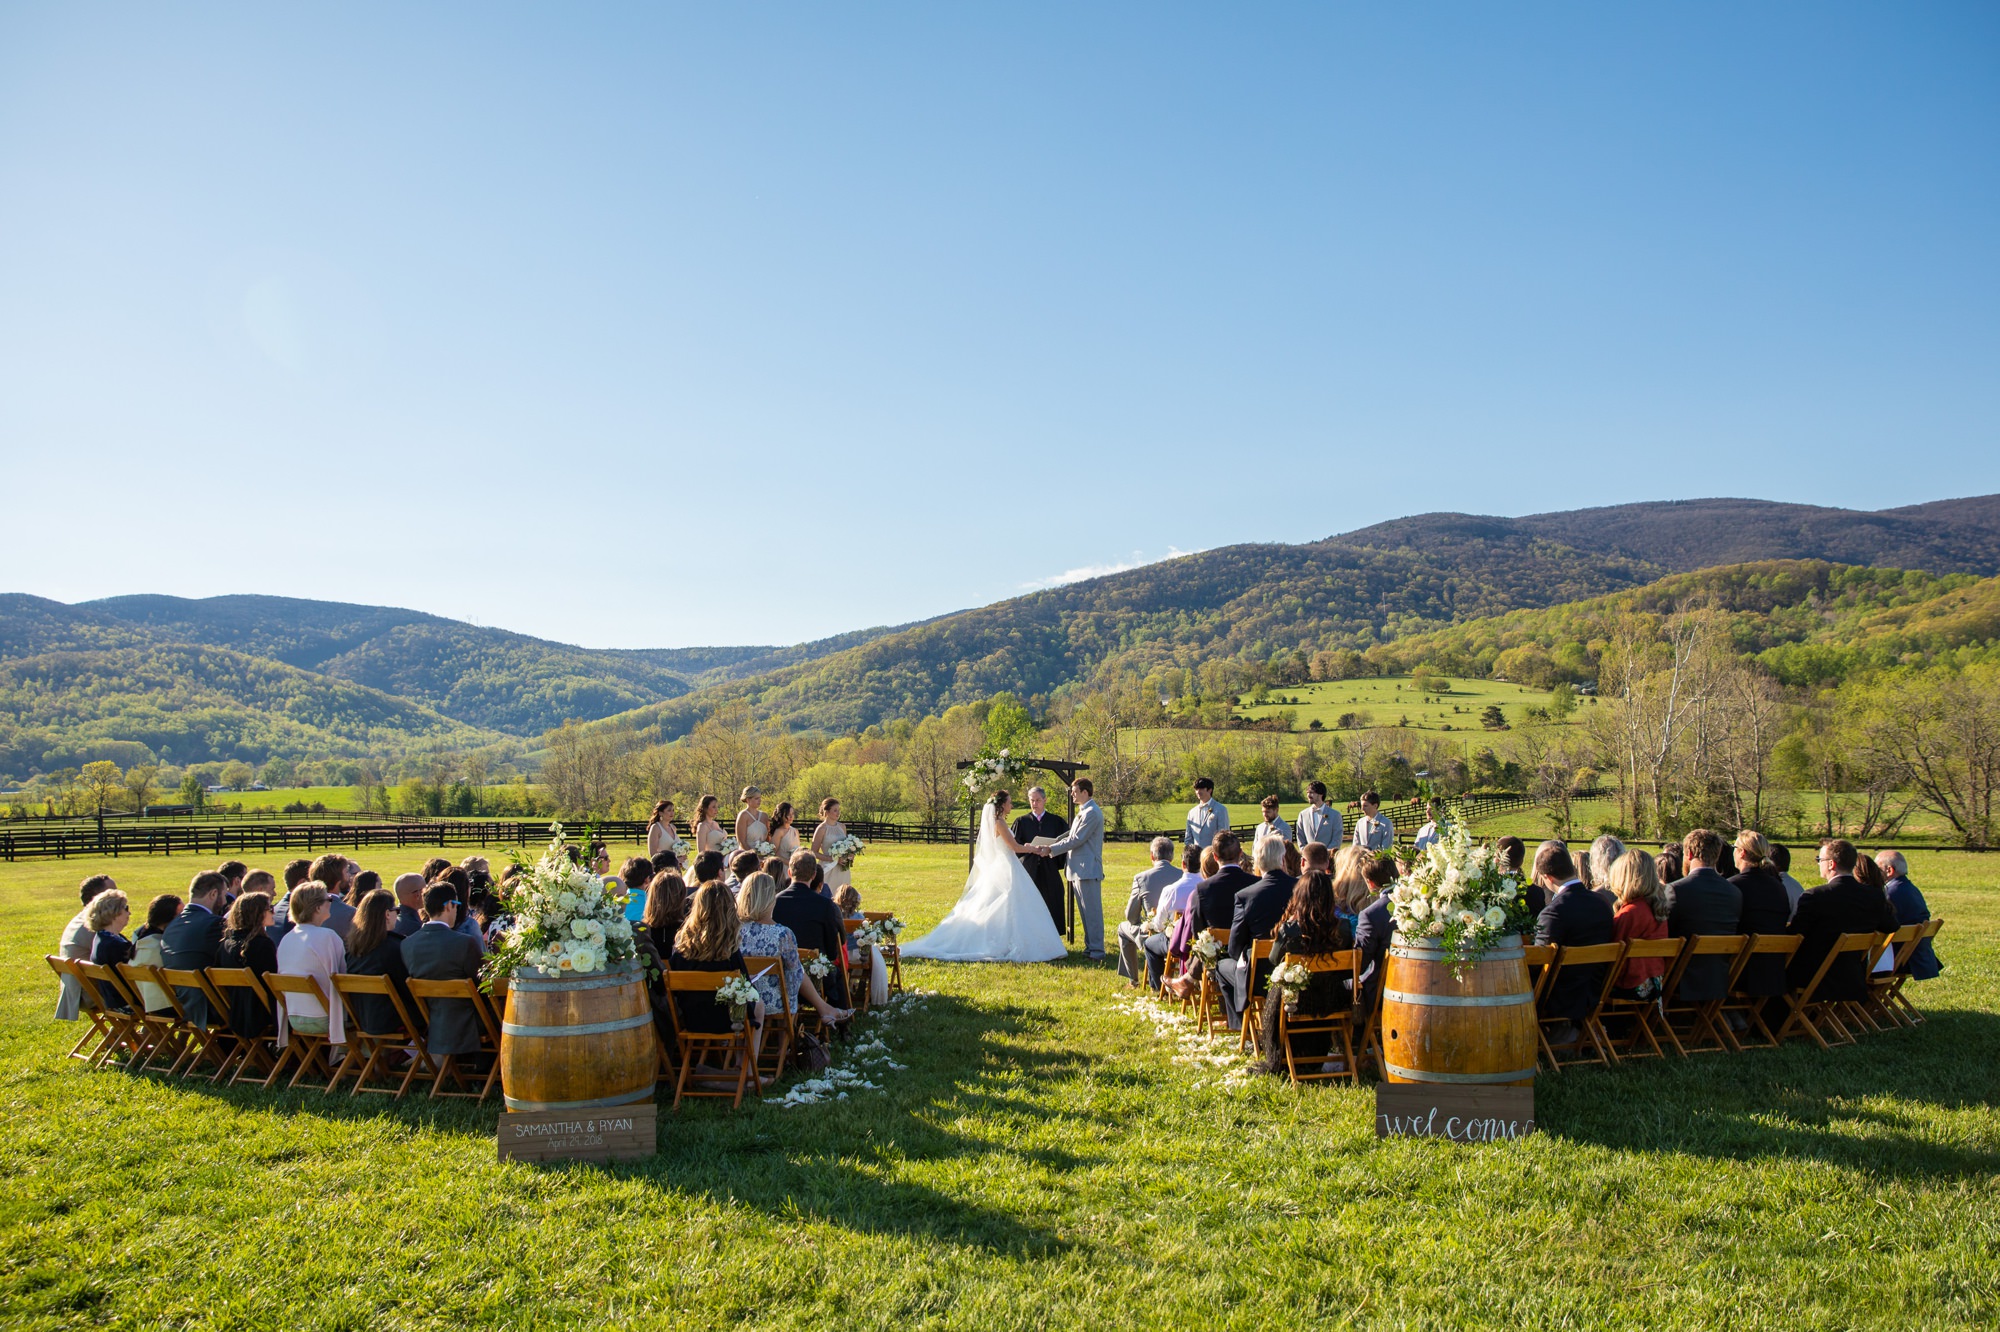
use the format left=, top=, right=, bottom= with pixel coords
left=1375, top=1084, right=1535, bottom=1142
left=498, top=1103, right=657, bottom=1163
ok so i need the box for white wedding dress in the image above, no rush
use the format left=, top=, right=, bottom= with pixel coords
left=900, top=801, right=1068, bottom=963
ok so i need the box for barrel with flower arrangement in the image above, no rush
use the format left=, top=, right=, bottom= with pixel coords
left=1380, top=819, right=1539, bottom=1087
left=487, top=824, right=658, bottom=1127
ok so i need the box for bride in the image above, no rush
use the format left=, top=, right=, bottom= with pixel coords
left=900, top=791, right=1068, bottom=963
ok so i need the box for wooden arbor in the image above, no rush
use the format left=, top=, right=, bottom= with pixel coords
left=954, top=757, right=1090, bottom=940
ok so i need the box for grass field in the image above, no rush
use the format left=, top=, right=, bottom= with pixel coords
left=1236, top=674, right=1580, bottom=733
left=3, top=843, right=1997, bottom=1329
left=192, top=786, right=365, bottom=812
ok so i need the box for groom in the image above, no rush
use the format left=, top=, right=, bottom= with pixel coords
left=1039, top=777, right=1106, bottom=961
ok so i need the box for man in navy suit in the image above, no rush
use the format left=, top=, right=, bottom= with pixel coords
left=1532, top=842, right=1614, bottom=1041
left=161, top=871, right=229, bottom=1027
left=1216, top=838, right=1296, bottom=1031
left=1790, top=840, right=1898, bottom=999
left=1186, top=831, right=1255, bottom=934
left=1353, top=855, right=1398, bottom=1022
left=1877, top=851, right=1942, bottom=981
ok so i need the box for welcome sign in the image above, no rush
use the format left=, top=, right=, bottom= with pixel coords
left=1375, top=1085, right=1535, bottom=1142
left=498, top=1104, right=658, bottom=1163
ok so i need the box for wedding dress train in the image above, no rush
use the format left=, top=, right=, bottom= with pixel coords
left=900, top=801, right=1068, bottom=963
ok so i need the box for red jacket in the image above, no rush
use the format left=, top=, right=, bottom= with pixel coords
left=1611, top=900, right=1667, bottom=988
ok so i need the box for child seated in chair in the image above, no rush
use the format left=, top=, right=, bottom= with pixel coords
left=834, top=884, right=863, bottom=922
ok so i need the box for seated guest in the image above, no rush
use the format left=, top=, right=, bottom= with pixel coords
left=774, top=851, right=850, bottom=1008
left=217, top=891, right=278, bottom=1038
left=691, top=850, right=728, bottom=889
left=1877, top=850, right=1942, bottom=980
left=1354, top=855, right=1398, bottom=1018
left=1790, top=840, right=1898, bottom=1001
left=274, top=883, right=347, bottom=1051
left=430, top=867, right=487, bottom=955
left=737, top=872, right=851, bottom=1026
left=1607, top=852, right=1668, bottom=999
left=1666, top=829, right=1743, bottom=1005
left=163, top=872, right=229, bottom=1026
left=1494, top=838, right=1538, bottom=915
left=1730, top=831, right=1793, bottom=998
left=1532, top=842, right=1614, bottom=1041
left=218, top=860, right=248, bottom=902
left=241, top=869, right=277, bottom=901
left=1771, top=843, right=1805, bottom=916
left=761, top=855, right=786, bottom=884
left=620, top=856, right=654, bottom=922
left=461, top=856, right=493, bottom=899
left=307, top=854, right=357, bottom=943
left=834, top=884, right=863, bottom=920
left=1217, top=837, right=1297, bottom=1031
left=640, top=872, right=691, bottom=958
left=1655, top=843, right=1684, bottom=887
left=1253, top=795, right=1291, bottom=850
left=419, top=857, right=452, bottom=883
left=401, top=883, right=486, bottom=1062
left=1117, top=838, right=1183, bottom=986
left=1854, top=853, right=1887, bottom=894
left=54, top=875, right=116, bottom=1020
left=1253, top=869, right=1356, bottom=1076
left=268, top=859, right=313, bottom=942
left=86, top=890, right=134, bottom=1010
left=671, top=881, right=767, bottom=1069
left=1141, top=845, right=1205, bottom=992
left=129, top=894, right=182, bottom=1015
left=392, top=873, right=426, bottom=938
left=1185, top=831, right=1254, bottom=934
left=726, top=849, right=762, bottom=888
left=1588, top=835, right=1626, bottom=910
left=342, top=888, right=413, bottom=1035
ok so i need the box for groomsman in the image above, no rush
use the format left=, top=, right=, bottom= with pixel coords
left=1185, top=778, right=1230, bottom=851
left=1352, top=792, right=1395, bottom=853
left=1294, top=782, right=1343, bottom=850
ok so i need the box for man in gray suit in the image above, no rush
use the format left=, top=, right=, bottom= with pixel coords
left=400, top=883, right=487, bottom=1060
left=1115, top=837, right=1182, bottom=984
left=1042, top=778, right=1107, bottom=961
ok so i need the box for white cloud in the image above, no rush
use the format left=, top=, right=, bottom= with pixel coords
left=1020, top=548, right=1192, bottom=591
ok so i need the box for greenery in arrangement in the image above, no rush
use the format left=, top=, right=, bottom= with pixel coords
left=0, top=841, right=1994, bottom=1328
left=483, top=824, right=640, bottom=982
left=1387, top=817, right=1534, bottom=969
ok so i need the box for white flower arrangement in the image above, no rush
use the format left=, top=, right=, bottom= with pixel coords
left=851, top=922, right=886, bottom=950
left=755, top=840, right=776, bottom=857
left=960, top=748, right=1029, bottom=798
left=1190, top=933, right=1224, bottom=972
left=1270, top=957, right=1312, bottom=1010
left=804, top=955, right=833, bottom=981
left=1386, top=814, right=1532, bottom=972
left=718, top=836, right=741, bottom=861
left=658, top=834, right=691, bottom=861
left=715, top=974, right=761, bottom=1028
left=828, top=833, right=865, bottom=870
left=874, top=916, right=905, bottom=942
left=485, top=823, right=639, bottom=981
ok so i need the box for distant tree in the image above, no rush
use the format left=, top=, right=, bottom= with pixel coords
left=123, top=763, right=160, bottom=812
left=1547, top=682, right=1577, bottom=722
left=178, top=772, right=207, bottom=809
left=220, top=761, right=255, bottom=791
left=1480, top=705, right=1509, bottom=731
left=983, top=693, right=1039, bottom=756
left=77, top=761, right=125, bottom=817
left=260, top=756, right=298, bottom=788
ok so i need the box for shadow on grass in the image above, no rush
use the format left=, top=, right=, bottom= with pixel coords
left=1538, top=1006, right=2000, bottom=1179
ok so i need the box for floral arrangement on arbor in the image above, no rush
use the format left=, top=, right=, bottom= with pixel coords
left=960, top=747, right=1029, bottom=807
left=828, top=833, right=866, bottom=869
left=485, top=823, right=640, bottom=982
left=1269, top=957, right=1311, bottom=1010
left=1386, top=815, right=1533, bottom=971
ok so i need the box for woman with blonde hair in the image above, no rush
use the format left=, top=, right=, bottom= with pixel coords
left=1330, top=845, right=1374, bottom=919
left=693, top=795, right=726, bottom=857
left=1608, top=850, right=1669, bottom=998
left=1730, top=829, right=1793, bottom=995
left=84, top=890, right=134, bottom=1010
left=734, top=786, right=768, bottom=855
left=274, top=883, right=346, bottom=1049
left=737, top=872, right=851, bottom=1027
left=670, top=880, right=765, bottom=1068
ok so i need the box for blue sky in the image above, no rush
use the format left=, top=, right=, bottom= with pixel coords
left=2, top=3, right=1996, bottom=647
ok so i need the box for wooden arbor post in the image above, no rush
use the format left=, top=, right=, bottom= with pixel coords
left=953, top=757, right=1091, bottom=941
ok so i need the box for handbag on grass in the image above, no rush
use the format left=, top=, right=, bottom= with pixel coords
left=792, top=1030, right=831, bottom=1073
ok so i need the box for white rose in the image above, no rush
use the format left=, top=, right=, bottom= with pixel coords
left=557, top=890, right=579, bottom=911
left=571, top=920, right=592, bottom=939
left=1459, top=910, right=1480, bottom=927
left=1484, top=906, right=1507, bottom=928
left=556, top=952, right=574, bottom=971
left=569, top=946, right=597, bottom=972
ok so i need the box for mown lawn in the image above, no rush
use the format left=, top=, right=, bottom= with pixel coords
left=1, top=842, right=1995, bottom=1330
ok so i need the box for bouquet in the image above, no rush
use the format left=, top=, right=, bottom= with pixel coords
left=828, top=833, right=865, bottom=870
left=718, top=836, right=741, bottom=861
left=716, top=974, right=761, bottom=1028
left=1386, top=814, right=1533, bottom=972
left=657, top=833, right=691, bottom=861
left=851, top=922, right=885, bottom=950
left=1269, top=957, right=1312, bottom=1010
left=755, top=840, right=776, bottom=857
left=875, top=916, right=905, bottom=942
left=804, top=955, right=833, bottom=981
left=484, top=823, right=639, bottom=983
left=960, top=747, right=1029, bottom=806
left=1190, top=933, right=1224, bottom=974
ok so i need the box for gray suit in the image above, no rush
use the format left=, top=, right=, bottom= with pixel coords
left=1116, top=860, right=1183, bottom=983
left=1047, top=800, right=1106, bottom=957
left=401, top=922, right=486, bottom=1056
left=1295, top=803, right=1342, bottom=849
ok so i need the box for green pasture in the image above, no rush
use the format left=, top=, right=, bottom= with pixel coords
left=194, top=785, right=364, bottom=812
left=2, top=841, right=1996, bottom=1329
left=1236, top=673, right=1583, bottom=733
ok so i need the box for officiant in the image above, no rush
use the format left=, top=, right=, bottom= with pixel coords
left=1014, top=785, right=1069, bottom=930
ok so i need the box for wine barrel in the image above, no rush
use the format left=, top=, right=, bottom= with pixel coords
left=1380, top=934, right=1537, bottom=1086
left=500, top=961, right=656, bottom=1112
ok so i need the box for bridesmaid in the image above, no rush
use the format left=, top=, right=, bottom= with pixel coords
left=767, top=802, right=800, bottom=865
left=810, top=796, right=852, bottom=894
left=693, top=795, right=726, bottom=856
left=735, top=786, right=768, bottom=852
left=645, top=799, right=678, bottom=860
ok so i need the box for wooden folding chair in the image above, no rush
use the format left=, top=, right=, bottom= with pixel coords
left=742, top=956, right=795, bottom=1080
left=1186, top=928, right=1231, bottom=1035
left=1156, top=912, right=1185, bottom=1003
left=1772, top=933, right=1883, bottom=1050
left=1714, top=935, right=1801, bottom=1051
left=70, top=961, right=147, bottom=1069
left=667, top=971, right=758, bottom=1110
left=1882, top=919, right=1943, bottom=1027
left=1854, top=924, right=1924, bottom=1032
left=48, top=957, right=117, bottom=1064
left=109, top=962, right=180, bottom=1071
left=1653, top=936, right=1747, bottom=1056
left=403, top=978, right=502, bottom=1101
left=1237, top=938, right=1274, bottom=1055
left=329, top=974, right=437, bottom=1097
left=260, top=973, right=339, bottom=1090
left=840, top=919, right=874, bottom=1014
left=159, top=967, right=249, bottom=1082
left=204, top=967, right=279, bottom=1084
left=1537, top=942, right=1626, bottom=1071
left=1597, top=937, right=1687, bottom=1059
left=1275, top=951, right=1360, bottom=1084
left=863, top=912, right=904, bottom=996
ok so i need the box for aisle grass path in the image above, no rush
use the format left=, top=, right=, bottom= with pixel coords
left=2, top=843, right=1996, bottom=1329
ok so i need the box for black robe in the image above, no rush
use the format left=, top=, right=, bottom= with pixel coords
left=1014, top=809, right=1070, bottom=932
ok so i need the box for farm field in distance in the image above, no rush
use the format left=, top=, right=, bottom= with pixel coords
left=1234, top=673, right=1583, bottom=733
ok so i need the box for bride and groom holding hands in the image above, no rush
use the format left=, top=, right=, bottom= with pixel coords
left=900, top=778, right=1105, bottom=964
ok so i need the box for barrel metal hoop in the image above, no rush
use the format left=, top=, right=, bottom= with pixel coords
left=502, top=1012, right=653, bottom=1039
left=502, top=1084, right=655, bottom=1113
left=1389, top=943, right=1524, bottom=963
left=507, top=967, right=642, bottom=993
left=1382, top=1061, right=1537, bottom=1084
left=1383, top=988, right=1534, bottom=1008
